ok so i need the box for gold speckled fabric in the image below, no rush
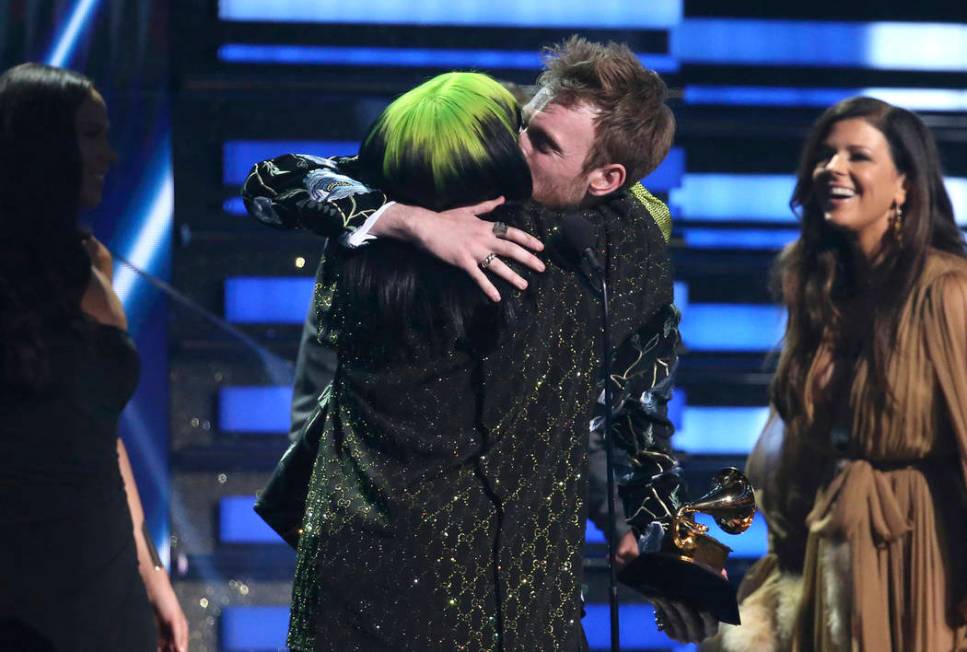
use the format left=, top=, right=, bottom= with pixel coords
left=630, top=182, right=671, bottom=243
left=282, top=191, right=673, bottom=651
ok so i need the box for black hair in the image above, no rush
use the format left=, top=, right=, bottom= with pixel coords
left=0, top=63, right=96, bottom=391
left=334, top=72, right=533, bottom=354
left=773, top=96, right=965, bottom=427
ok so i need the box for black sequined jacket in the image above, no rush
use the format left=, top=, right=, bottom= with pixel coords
left=243, top=154, right=682, bottom=651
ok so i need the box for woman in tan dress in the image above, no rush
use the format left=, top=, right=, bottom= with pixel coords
left=705, top=97, right=967, bottom=651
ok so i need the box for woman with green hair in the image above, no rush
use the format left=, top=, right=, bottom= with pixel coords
left=249, top=71, right=677, bottom=651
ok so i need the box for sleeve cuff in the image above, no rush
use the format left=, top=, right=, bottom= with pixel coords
left=338, top=201, right=396, bottom=249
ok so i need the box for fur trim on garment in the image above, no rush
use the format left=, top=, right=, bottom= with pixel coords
left=820, top=539, right=851, bottom=648
left=700, top=572, right=803, bottom=652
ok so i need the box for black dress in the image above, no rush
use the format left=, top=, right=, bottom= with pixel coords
left=0, top=318, right=155, bottom=651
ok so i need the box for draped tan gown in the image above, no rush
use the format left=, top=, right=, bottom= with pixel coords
left=705, top=250, right=967, bottom=652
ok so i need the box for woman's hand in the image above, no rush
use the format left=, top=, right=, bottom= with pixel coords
left=373, top=197, right=546, bottom=302
left=117, top=440, right=189, bottom=651
left=652, top=598, right=719, bottom=643
left=144, top=570, right=189, bottom=652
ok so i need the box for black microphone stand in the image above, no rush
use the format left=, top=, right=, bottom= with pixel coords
left=581, top=252, right=619, bottom=652
left=599, top=274, right=620, bottom=652
left=563, top=211, right=620, bottom=652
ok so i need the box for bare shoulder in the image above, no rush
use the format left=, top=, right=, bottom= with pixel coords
left=80, top=266, right=128, bottom=330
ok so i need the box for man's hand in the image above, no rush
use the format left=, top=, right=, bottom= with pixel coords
left=652, top=598, right=719, bottom=643
left=373, top=197, right=545, bottom=302
left=613, top=530, right=639, bottom=570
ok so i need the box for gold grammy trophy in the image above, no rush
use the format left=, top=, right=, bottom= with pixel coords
left=617, top=468, right=756, bottom=624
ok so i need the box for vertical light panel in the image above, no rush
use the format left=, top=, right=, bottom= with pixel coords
left=44, top=0, right=103, bottom=67
left=113, top=156, right=174, bottom=306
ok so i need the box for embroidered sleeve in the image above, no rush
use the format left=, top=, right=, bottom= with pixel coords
left=241, top=154, right=390, bottom=244
left=591, top=304, right=683, bottom=539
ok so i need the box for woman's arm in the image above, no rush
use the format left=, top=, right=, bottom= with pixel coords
left=925, top=269, right=967, bottom=498
left=242, top=154, right=544, bottom=301
left=924, top=269, right=967, bottom=624
left=118, top=439, right=189, bottom=652
left=80, top=237, right=189, bottom=649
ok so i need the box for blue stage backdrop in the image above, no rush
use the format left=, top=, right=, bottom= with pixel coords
left=4, top=1, right=964, bottom=650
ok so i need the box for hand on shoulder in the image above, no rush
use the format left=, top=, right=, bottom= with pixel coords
left=373, top=197, right=545, bottom=302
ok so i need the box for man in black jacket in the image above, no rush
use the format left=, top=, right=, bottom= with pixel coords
left=244, top=37, right=714, bottom=646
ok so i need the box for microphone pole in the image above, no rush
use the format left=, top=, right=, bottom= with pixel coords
left=586, top=255, right=619, bottom=652
left=560, top=213, right=621, bottom=652
left=560, top=212, right=619, bottom=652
left=603, top=289, right=619, bottom=652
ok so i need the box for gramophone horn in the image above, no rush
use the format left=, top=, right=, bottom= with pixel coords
left=684, top=467, right=756, bottom=535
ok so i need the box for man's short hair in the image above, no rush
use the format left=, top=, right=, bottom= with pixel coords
left=537, top=36, right=675, bottom=185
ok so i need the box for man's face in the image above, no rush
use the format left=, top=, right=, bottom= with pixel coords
left=519, top=95, right=599, bottom=208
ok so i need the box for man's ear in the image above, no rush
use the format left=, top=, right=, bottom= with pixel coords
left=587, top=163, right=626, bottom=197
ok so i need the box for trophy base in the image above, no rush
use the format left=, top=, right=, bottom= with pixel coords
left=617, top=552, right=741, bottom=625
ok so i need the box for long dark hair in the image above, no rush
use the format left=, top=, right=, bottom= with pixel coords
left=771, top=96, right=965, bottom=428
left=335, top=72, right=532, bottom=352
left=0, top=63, right=95, bottom=391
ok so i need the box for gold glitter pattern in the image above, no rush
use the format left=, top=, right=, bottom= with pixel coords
left=283, top=190, right=675, bottom=651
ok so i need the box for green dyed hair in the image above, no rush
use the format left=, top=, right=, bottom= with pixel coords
left=358, top=72, right=531, bottom=210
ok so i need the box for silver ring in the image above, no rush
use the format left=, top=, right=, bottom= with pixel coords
left=479, top=252, right=497, bottom=270
left=492, top=221, right=508, bottom=237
